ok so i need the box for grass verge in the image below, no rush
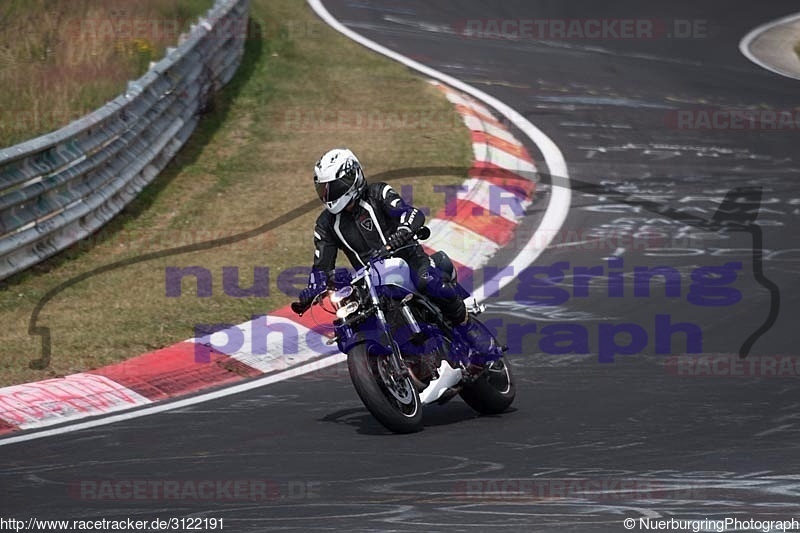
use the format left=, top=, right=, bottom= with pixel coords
left=0, top=0, right=214, bottom=147
left=795, top=41, right=800, bottom=60
left=0, top=0, right=472, bottom=386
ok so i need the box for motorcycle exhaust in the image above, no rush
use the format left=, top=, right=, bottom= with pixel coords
left=419, top=360, right=463, bottom=405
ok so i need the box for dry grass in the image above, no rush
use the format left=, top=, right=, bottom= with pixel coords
left=0, top=0, right=473, bottom=386
left=795, top=41, right=800, bottom=60
left=0, top=0, right=213, bottom=147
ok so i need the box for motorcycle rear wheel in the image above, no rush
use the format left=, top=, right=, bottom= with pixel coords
left=459, top=357, right=516, bottom=414
left=347, top=344, right=424, bottom=433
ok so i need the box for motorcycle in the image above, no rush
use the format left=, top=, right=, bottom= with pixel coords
left=292, top=227, right=515, bottom=433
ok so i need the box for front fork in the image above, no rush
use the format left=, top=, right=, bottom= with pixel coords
left=364, top=268, right=408, bottom=378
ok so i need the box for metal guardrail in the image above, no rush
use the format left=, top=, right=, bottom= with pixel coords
left=0, top=0, right=250, bottom=281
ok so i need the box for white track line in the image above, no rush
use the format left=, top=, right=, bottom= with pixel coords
left=739, top=12, right=800, bottom=81
left=0, top=1, right=571, bottom=446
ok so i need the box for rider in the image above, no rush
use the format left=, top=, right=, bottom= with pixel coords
left=293, top=148, right=493, bottom=358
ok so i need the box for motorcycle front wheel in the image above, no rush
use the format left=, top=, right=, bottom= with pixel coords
left=347, top=344, right=423, bottom=433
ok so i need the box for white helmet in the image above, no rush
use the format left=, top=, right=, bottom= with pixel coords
left=313, top=148, right=366, bottom=214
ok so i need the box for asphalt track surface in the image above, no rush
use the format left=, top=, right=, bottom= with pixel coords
left=3, top=1, right=800, bottom=531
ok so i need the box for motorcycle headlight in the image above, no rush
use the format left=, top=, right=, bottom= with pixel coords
left=336, top=301, right=359, bottom=319
left=330, top=286, right=354, bottom=306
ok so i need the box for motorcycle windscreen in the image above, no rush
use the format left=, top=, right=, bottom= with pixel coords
left=371, top=257, right=416, bottom=294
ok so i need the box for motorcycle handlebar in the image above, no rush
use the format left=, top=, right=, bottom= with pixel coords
left=291, top=301, right=309, bottom=315
left=290, top=226, right=431, bottom=315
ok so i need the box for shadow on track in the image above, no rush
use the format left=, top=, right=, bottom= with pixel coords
left=320, top=404, right=517, bottom=435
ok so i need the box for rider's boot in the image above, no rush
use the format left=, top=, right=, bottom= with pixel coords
left=453, top=307, right=503, bottom=366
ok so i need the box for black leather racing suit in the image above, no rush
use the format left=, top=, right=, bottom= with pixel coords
left=312, top=182, right=467, bottom=324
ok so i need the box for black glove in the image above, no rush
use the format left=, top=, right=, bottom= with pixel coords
left=386, top=226, right=413, bottom=251
left=299, top=286, right=321, bottom=306
left=292, top=270, right=327, bottom=314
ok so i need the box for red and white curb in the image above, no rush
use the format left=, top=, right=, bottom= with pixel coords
left=422, top=82, right=537, bottom=275
left=0, top=84, right=538, bottom=437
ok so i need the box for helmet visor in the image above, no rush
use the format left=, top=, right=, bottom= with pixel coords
left=315, top=171, right=357, bottom=205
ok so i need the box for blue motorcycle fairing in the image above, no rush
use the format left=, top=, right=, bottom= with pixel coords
left=370, top=257, right=416, bottom=295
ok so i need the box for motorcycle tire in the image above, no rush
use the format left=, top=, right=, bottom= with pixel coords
left=347, top=344, right=424, bottom=433
left=459, top=357, right=516, bottom=415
